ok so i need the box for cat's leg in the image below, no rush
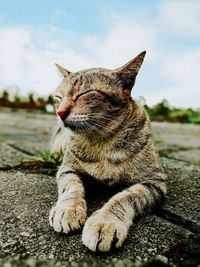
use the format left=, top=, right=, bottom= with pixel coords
left=82, top=177, right=166, bottom=252
left=49, top=165, right=87, bottom=233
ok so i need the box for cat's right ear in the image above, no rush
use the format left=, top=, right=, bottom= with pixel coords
left=55, top=63, right=71, bottom=77
left=112, top=51, right=146, bottom=90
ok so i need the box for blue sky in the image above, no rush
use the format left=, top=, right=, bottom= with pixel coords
left=0, top=0, right=200, bottom=107
left=0, top=0, right=158, bottom=29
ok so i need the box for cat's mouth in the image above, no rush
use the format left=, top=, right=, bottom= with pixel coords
left=64, top=120, right=88, bottom=133
left=63, top=117, right=106, bottom=137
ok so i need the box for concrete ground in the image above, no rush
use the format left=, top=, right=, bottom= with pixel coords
left=0, top=109, right=200, bottom=267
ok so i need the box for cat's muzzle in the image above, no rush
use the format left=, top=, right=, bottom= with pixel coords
left=63, top=119, right=88, bottom=133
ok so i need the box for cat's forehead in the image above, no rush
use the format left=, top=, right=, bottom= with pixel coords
left=58, top=68, right=113, bottom=95
left=70, top=68, right=111, bottom=84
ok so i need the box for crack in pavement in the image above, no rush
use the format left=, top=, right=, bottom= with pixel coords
left=0, top=162, right=56, bottom=175
left=8, top=143, right=35, bottom=156
left=156, top=208, right=200, bottom=234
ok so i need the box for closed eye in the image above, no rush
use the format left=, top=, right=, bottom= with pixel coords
left=53, top=95, right=62, bottom=104
left=97, top=91, right=121, bottom=106
left=74, top=89, right=94, bottom=101
left=55, top=95, right=62, bottom=99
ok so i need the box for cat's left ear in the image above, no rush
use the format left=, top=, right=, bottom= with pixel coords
left=55, top=63, right=71, bottom=77
left=112, top=51, right=146, bottom=90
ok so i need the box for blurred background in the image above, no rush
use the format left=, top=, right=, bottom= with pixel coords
left=0, top=0, right=200, bottom=123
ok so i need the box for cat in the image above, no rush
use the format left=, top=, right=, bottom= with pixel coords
left=49, top=51, right=167, bottom=252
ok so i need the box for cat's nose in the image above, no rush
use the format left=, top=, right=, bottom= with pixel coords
left=57, top=110, right=70, bottom=121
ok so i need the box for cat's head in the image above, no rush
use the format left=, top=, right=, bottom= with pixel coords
left=54, top=51, right=146, bottom=138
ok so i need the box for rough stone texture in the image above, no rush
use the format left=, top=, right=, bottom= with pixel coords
left=0, top=255, right=173, bottom=267
left=0, top=109, right=54, bottom=154
left=0, top=171, right=191, bottom=261
left=0, top=143, right=31, bottom=169
left=163, top=159, right=200, bottom=225
left=152, top=122, right=200, bottom=150
left=0, top=110, right=200, bottom=266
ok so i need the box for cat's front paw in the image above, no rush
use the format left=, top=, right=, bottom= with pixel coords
left=49, top=198, right=87, bottom=234
left=82, top=210, right=128, bottom=252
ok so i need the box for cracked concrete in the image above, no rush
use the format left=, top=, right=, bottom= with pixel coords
left=0, top=110, right=200, bottom=267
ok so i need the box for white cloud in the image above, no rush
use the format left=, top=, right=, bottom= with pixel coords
left=0, top=26, right=91, bottom=95
left=0, top=20, right=156, bottom=97
left=83, top=15, right=156, bottom=67
left=157, top=48, right=200, bottom=107
left=0, top=1, right=200, bottom=108
left=158, top=0, right=200, bottom=37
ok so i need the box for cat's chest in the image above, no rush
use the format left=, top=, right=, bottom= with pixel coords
left=69, top=142, right=131, bottom=181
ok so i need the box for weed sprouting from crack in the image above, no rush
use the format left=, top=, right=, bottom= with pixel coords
left=30, top=149, right=63, bottom=164
left=21, top=149, right=63, bottom=174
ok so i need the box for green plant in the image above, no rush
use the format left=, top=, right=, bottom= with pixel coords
left=150, top=99, right=171, bottom=117
left=31, top=149, right=63, bottom=166
left=47, top=95, right=54, bottom=105
left=2, top=90, right=9, bottom=100
left=28, top=92, right=35, bottom=103
left=14, top=94, right=22, bottom=103
left=192, top=117, right=200, bottom=124
left=37, top=97, right=46, bottom=105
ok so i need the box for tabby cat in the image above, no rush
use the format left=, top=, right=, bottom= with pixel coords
left=49, top=51, right=166, bottom=252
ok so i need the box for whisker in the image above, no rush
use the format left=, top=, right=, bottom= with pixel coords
left=85, top=124, right=97, bottom=143
left=87, top=120, right=117, bottom=143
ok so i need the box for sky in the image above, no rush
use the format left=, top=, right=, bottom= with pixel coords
left=0, top=0, right=200, bottom=108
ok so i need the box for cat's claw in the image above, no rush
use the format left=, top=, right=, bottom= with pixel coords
left=49, top=199, right=87, bottom=234
left=82, top=210, right=128, bottom=252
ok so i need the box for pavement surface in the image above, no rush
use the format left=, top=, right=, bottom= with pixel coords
left=0, top=109, right=200, bottom=267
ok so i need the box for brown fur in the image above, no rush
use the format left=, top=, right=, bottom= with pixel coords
left=49, top=51, right=167, bottom=252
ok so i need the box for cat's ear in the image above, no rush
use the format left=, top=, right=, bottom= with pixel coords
left=112, top=51, right=146, bottom=90
left=55, top=63, right=71, bottom=77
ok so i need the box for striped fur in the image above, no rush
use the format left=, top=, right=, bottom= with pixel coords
left=49, top=51, right=167, bottom=252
